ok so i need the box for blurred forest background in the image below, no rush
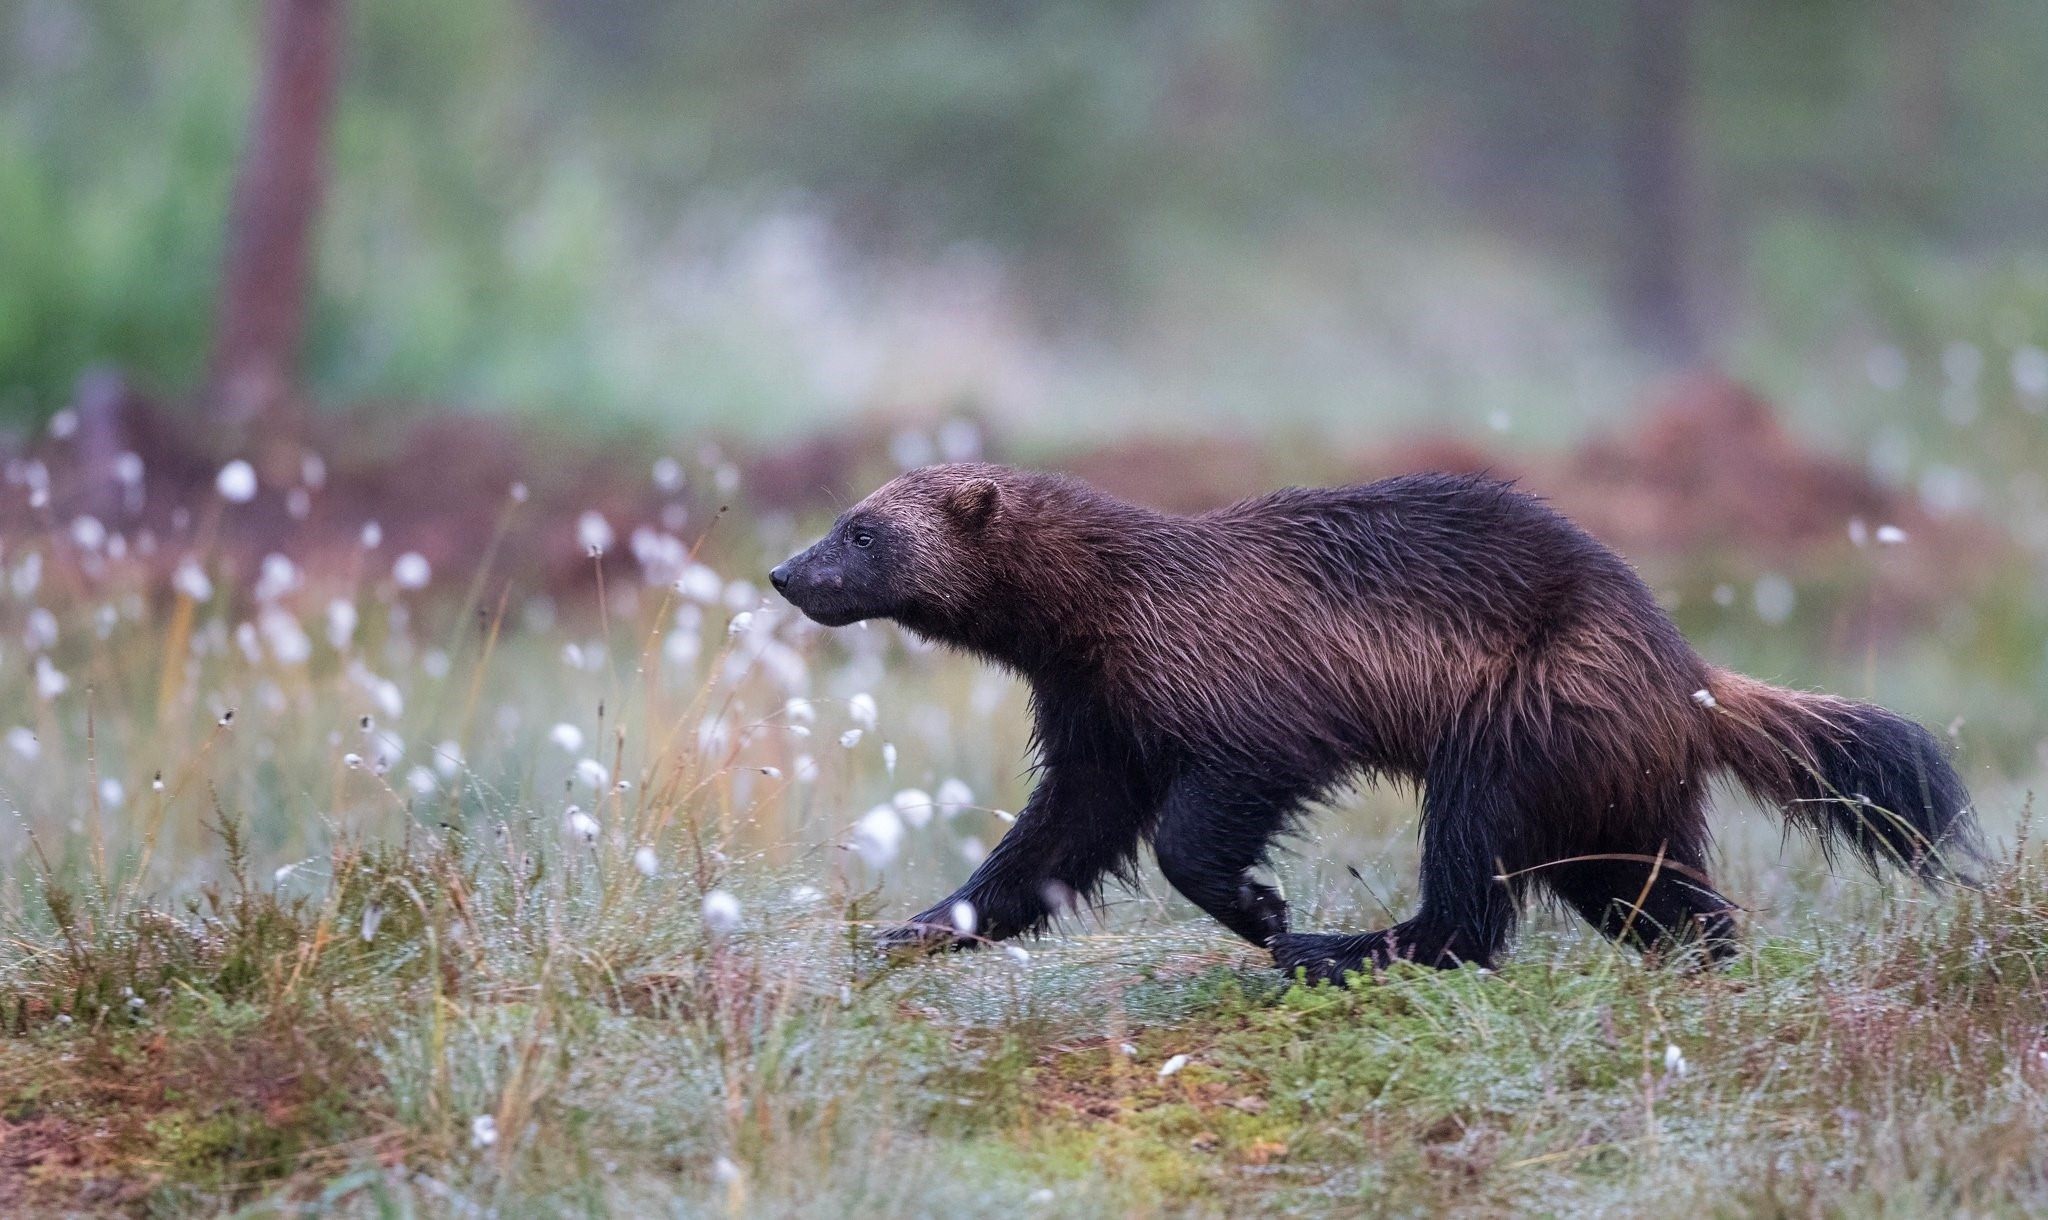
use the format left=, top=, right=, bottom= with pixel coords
left=4, top=0, right=2046, bottom=439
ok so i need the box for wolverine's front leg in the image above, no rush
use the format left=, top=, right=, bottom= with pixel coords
left=1151, top=772, right=1297, bottom=948
left=880, top=758, right=1153, bottom=952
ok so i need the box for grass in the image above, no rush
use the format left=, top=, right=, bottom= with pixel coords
left=3, top=449, right=2046, bottom=1216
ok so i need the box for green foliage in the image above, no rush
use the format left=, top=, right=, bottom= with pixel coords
left=3, top=0, right=2047, bottom=435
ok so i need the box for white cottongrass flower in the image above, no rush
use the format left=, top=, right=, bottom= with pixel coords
left=254, top=553, right=300, bottom=600
left=794, top=754, right=819, bottom=783
left=727, top=611, right=753, bottom=637
left=24, top=607, right=58, bottom=651
left=652, top=456, right=684, bottom=492
left=702, top=889, right=743, bottom=935
left=789, top=884, right=824, bottom=905
left=1691, top=689, right=1717, bottom=709
left=433, top=741, right=464, bottom=778
left=712, top=1155, right=742, bottom=1184
left=936, top=778, right=975, bottom=818
left=577, top=511, right=615, bottom=556
left=575, top=758, right=611, bottom=789
left=216, top=459, right=257, bottom=503
left=70, top=515, right=106, bottom=551
left=784, top=697, right=815, bottom=724
left=173, top=557, right=214, bottom=602
left=392, top=552, right=432, bottom=590
left=1158, top=1054, right=1190, bottom=1079
left=1875, top=524, right=1908, bottom=545
left=258, top=606, right=311, bottom=665
left=99, top=778, right=124, bottom=808
left=35, top=656, right=69, bottom=700
left=343, top=752, right=364, bottom=769
left=721, top=579, right=758, bottom=612
left=360, top=520, right=383, bottom=548
left=839, top=728, right=863, bottom=749
left=950, top=900, right=978, bottom=937
left=406, top=766, right=437, bottom=796
left=470, top=1115, right=498, bottom=1149
left=852, top=804, right=904, bottom=868
left=550, top=723, right=585, bottom=752
left=664, top=628, right=701, bottom=667
left=326, top=599, right=358, bottom=650
left=882, top=741, right=898, bottom=775
left=1004, top=944, right=1031, bottom=965
left=566, top=806, right=600, bottom=843
left=1664, top=1043, right=1690, bottom=1078
left=892, top=788, right=935, bottom=829
left=847, top=692, right=878, bottom=730
left=361, top=901, right=385, bottom=943
left=678, top=563, right=723, bottom=602
left=634, top=846, right=659, bottom=878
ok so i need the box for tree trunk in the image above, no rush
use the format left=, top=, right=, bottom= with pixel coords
left=1615, top=0, right=1700, bottom=365
left=207, top=0, right=348, bottom=427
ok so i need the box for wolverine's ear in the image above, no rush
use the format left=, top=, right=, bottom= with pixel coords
left=945, top=477, right=1000, bottom=529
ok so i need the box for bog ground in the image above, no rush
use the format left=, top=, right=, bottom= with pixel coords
left=0, top=428, right=2044, bottom=1217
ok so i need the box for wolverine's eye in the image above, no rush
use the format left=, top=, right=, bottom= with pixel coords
left=852, top=530, right=874, bottom=549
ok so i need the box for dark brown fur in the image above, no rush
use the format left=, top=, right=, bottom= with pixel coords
left=770, top=464, right=1981, bottom=979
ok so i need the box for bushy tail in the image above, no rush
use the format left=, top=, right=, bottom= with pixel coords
left=1701, top=669, right=1983, bottom=882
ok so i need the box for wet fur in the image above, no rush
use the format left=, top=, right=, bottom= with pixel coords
left=771, top=464, right=1982, bottom=980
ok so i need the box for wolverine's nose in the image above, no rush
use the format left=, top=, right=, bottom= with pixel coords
left=769, top=563, right=792, bottom=594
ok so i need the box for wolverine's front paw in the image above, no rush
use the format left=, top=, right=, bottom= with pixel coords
left=1236, top=880, right=1290, bottom=947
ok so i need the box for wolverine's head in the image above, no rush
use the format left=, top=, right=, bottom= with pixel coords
left=769, top=463, right=1008, bottom=630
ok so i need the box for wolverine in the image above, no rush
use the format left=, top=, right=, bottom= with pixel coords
left=769, top=463, right=1979, bottom=981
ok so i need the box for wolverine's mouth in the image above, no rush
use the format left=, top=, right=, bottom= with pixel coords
left=796, top=604, right=867, bottom=628
left=774, top=586, right=876, bottom=628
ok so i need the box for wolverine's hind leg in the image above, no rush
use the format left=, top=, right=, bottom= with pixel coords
left=1547, top=848, right=1740, bottom=964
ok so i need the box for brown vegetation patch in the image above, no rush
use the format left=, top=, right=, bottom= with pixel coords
left=0, top=1002, right=387, bottom=1213
left=5, top=374, right=2012, bottom=641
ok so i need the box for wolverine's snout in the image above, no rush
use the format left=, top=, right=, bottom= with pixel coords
left=768, top=544, right=866, bottom=626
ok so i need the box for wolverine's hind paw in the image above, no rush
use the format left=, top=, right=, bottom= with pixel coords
left=1272, top=924, right=1485, bottom=983
left=874, top=919, right=972, bottom=956
left=1270, top=930, right=1385, bottom=985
